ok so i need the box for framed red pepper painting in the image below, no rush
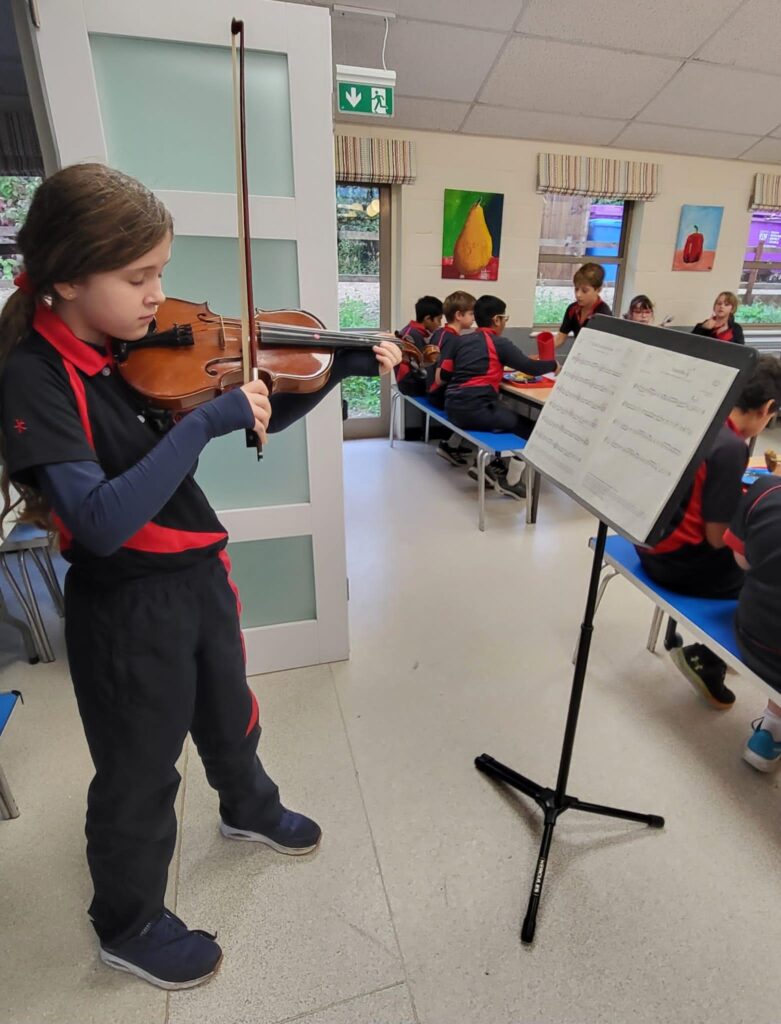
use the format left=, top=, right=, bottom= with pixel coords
left=672, top=204, right=724, bottom=271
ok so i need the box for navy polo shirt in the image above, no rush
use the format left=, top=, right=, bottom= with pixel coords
left=725, top=475, right=781, bottom=654
left=1, top=305, right=227, bottom=580
left=559, top=300, right=612, bottom=339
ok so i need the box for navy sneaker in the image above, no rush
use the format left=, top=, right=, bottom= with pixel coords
left=220, top=807, right=321, bottom=855
left=743, top=718, right=781, bottom=773
left=99, top=909, right=222, bottom=990
left=437, top=441, right=468, bottom=467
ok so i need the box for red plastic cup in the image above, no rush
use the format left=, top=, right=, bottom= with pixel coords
left=536, top=331, right=555, bottom=362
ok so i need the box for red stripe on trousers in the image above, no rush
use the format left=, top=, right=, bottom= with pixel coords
left=218, top=549, right=258, bottom=736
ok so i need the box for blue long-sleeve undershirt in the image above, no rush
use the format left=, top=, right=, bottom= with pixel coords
left=35, top=348, right=380, bottom=557
left=35, top=389, right=252, bottom=557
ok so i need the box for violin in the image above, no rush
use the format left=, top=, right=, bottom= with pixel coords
left=113, top=296, right=434, bottom=412
left=112, top=21, right=427, bottom=443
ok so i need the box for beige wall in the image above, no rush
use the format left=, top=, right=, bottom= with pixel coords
left=340, top=123, right=780, bottom=330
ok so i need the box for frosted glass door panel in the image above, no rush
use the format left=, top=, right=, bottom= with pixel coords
left=163, top=234, right=308, bottom=508
left=90, top=34, right=294, bottom=196
left=226, top=536, right=316, bottom=628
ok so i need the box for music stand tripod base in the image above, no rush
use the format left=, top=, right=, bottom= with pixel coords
left=474, top=520, right=665, bottom=945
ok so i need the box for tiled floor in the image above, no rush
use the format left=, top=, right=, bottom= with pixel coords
left=1, top=431, right=780, bottom=1024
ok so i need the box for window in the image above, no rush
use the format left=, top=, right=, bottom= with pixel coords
left=738, top=211, right=781, bottom=326
left=0, top=176, right=41, bottom=302
left=336, top=183, right=390, bottom=423
left=534, top=195, right=632, bottom=326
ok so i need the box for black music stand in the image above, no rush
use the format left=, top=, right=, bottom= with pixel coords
left=475, top=317, right=757, bottom=944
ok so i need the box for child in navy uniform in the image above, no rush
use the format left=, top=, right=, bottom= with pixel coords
left=442, top=295, right=558, bottom=499
left=554, top=262, right=612, bottom=349
left=0, top=164, right=401, bottom=990
left=637, top=356, right=781, bottom=708
left=427, top=290, right=475, bottom=466
left=394, top=295, right=443, bottom=397
left=692, top=291, right=745, bottom=344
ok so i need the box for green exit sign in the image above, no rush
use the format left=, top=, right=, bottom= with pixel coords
left=337, top=81, right=394, bottom=118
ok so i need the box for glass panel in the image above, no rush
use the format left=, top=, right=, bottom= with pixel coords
left=0, top=176, right=40, bottom=310
left=90, top=34, right=294, bottom=196
left=539, top=195, right=626, bottom=259
left=162, top=234, right=309, bottom=508
left=337, top=184, right=381, bottom=418
left=535, top=263, right=616, bottom=326
left=226, top=536, right=316, bottom=628
left=738, top=211, right=781, bottom=324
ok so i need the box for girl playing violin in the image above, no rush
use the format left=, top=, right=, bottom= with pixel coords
left=0, top=163, right=400, bottom=990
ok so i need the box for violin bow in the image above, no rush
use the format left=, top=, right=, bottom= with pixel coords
left=231, top=18, right=263, bottom=459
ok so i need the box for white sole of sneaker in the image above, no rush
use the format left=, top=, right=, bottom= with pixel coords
left=467, top=470, right=496, bottom=489
left=99, top=948, right=223, bottom=990
left=494, top=482, right=526, bottom=501
left=742, top=747, right=781, bottom=773
left=219, top=820, right=320, bottom=855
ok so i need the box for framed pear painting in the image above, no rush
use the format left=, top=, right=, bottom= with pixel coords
left=442, top=188, right=504, bottom=281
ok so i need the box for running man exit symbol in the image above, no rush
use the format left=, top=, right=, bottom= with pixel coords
left=337, top=81, right=394, bottom=118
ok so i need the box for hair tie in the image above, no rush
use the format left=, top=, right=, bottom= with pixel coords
left=13, top=272, right=34, bottom=296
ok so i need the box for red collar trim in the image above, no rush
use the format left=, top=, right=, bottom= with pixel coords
left=443, top=324, right=458, bottom=334
left=726, top=416, right=742, bottom=437
left=481, top=327, right=498, bottom=335
left=409, top=320, right=430, bottom=336
left=33, top=305, right=113, bottom=376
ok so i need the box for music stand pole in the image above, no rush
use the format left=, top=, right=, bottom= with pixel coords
left=475, top=519, right=665, bottom=944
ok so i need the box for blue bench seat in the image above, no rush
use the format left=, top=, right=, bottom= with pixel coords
left=390, top=391, right=539, bottom=531
left=0, top=690, right=22, bottom=820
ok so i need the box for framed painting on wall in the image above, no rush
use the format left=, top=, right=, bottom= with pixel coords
left=672, top=204, right=724, bottom=272
left=442, top=189, right=504, bottom=280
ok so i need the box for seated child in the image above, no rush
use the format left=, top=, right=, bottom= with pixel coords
left=442, top=295, right=558, bottom=500
left=554, top=262, right=612, bottom=349
left=427, top=290, right=475, bottom=466
left=624, top=294, right=655, bottom=324
left=724, top=468, right=781, bottom=771
left=636, top=356, right=781, bottom=708
left=692, top=291, right=744, bottom=344
left=394, top=295, right=443, bottom=396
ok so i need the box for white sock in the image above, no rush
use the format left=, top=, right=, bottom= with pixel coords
left=760, top=708, right=781, bottom=740
left=506, top=457, right=524, bottom=486
left=447, top=433, right=460, bottom=447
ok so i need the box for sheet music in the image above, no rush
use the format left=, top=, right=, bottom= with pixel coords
left=523, top=326, right=740, bottom=543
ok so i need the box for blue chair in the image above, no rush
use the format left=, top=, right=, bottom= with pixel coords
left=0, top=690, right=22, bottom=819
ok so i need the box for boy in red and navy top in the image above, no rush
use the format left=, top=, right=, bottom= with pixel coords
left=555, top=262, right=612, bottom=349
left=637, top=356, right=781, bottom=709
left=442, top=294, right=558, bottom=499
left=394, top=295, right=443, bottom=397
left=725, top=469, right=781, bottom=771
left=692, top=291, right=745, bottom=345
left=427, top=290, right=475, bottom=466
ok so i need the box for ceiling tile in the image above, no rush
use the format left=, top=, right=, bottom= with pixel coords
left=462, top=105, right=625, bottom=145
left=696, top=0, right=781, bottom=75
left=772, top=124, right=781, bottom=139
left=640, top=62, right=781, bottom=135
left=337, top=96, right=471, bottom=132
left=479, top=36, right=679, bottom=118
left=737, top=138, right=781, bottom=164
left=397, top=0, right=524, bottom=31
left=516, top=0, right=743, bottom=57
left=612, top=122, right=760, bottom=159
left=331, top=17, right=504, bottom=102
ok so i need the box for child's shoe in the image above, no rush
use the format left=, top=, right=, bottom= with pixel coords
left=99, top=909, right=222, bottom=990
left=437, top=441, right=468, bottom=467
left=467, top=458, right=504, bottom=489
left=495, top=472, right=527, bottom=500
left=669, top=643, right=735, bottom=709
left=743, top=718, right=781, bottom=772
left=220, top=807, right=321, bottom=854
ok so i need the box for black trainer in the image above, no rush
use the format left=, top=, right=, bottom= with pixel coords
left=99, top=909, right=222, bottom=990
left=495, top=471, right=526, bottom=501
left=437, top=441, right=468, bottom=467
left=670, top=643, right=735, bottom=709
left=467, top=457, right=504, bottom=489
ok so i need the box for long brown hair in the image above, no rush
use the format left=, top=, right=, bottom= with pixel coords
left=0, top=163, right=173, bottom=531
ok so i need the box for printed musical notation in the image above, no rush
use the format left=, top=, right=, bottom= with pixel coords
left=523, top=326, right=739, bottom=543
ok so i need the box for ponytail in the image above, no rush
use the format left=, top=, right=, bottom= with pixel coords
left=0, top=279, right=51, bottom=535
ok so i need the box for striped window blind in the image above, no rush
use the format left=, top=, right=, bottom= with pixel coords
left=537, top=153, right=660, bottom=200
left=749, top=173, right=781, bottom=211
left=334, top=134, right=416, bottom=185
